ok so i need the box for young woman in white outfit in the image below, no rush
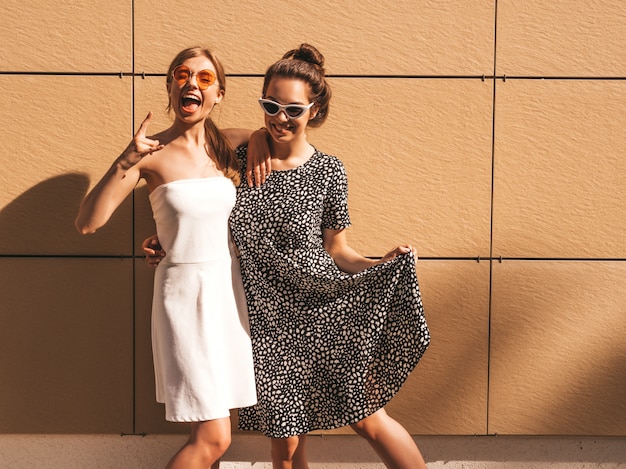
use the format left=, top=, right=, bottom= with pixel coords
left=75, top=46, right=263, bottom=469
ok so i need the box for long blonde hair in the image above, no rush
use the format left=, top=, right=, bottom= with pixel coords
left=166, top=47, right=240, bottom=186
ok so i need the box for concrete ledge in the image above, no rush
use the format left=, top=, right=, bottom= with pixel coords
left=0, top=434, right=625, bottom=468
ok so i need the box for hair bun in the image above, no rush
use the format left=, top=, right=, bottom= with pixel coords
left=264, top=43, right=331, bottom=128
left=284, top=43, right=325, bottom=70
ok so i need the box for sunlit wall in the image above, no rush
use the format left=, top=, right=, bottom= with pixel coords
left=0, top=0, right=624, bottom=437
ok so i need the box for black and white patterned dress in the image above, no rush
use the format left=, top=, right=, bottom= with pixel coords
left=230, top=146, right=430, bottom=438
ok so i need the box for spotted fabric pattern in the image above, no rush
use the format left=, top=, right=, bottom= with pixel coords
left=230, top=146, right=430, bottom=438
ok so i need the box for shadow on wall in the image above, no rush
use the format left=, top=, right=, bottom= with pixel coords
left=0, top=173, right=137, bottom=433
left=0, top=173, right=134, bottom=256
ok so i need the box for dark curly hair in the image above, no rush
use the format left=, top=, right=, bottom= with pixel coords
left=262, top=43, right=332, bottom=128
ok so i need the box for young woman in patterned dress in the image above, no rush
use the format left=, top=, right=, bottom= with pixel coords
left=145, top=44, right=430, bottom=469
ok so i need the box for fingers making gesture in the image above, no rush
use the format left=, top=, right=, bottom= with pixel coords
left=75, top=112, right=164, bottom=234
left=118, top=112, right=164, bottom=169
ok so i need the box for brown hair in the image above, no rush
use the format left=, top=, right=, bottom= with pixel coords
left=166, top=47, right=240, bottom=186
left=262, top=43, right=331, bottom=128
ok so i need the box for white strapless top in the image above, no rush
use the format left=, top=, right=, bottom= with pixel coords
left=149, top=177, right=236, bottom=264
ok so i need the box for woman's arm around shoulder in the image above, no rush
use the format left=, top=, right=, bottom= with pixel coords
left=222, top=127, right=271, bottom=187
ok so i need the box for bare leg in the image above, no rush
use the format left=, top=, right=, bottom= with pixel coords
left=350, top=409, right=427, bottom=469
left=271, top=434, right=309, bottom=469
left=165, top=417, right=231, bottom=469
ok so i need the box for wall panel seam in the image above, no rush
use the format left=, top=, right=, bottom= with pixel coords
left=2, top=255, right=625, bottom=261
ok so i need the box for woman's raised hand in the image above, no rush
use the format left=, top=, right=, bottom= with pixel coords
left=119, top=112, right=164, bottom=169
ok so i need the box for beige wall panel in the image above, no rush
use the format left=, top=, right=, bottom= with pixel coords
left=490, top=261, right=626, bottom=435
left=134, top=76, right=493, bottom=257
left=325, top=79, right=493, bottom=257
left=497, top=1, right=626, bottom=76
left=321, top=261, right=490, bottom=435
left=134, top=0, right=494, bottom=75
left=493, top=80, right=625, bottom=258
left=0, top=76, right=134, bottom=256
left=0, top=258, right=134, bottom=433
left=0, top=0, right=131, bottom=72
left=217, top=77, right=268, bottom=131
